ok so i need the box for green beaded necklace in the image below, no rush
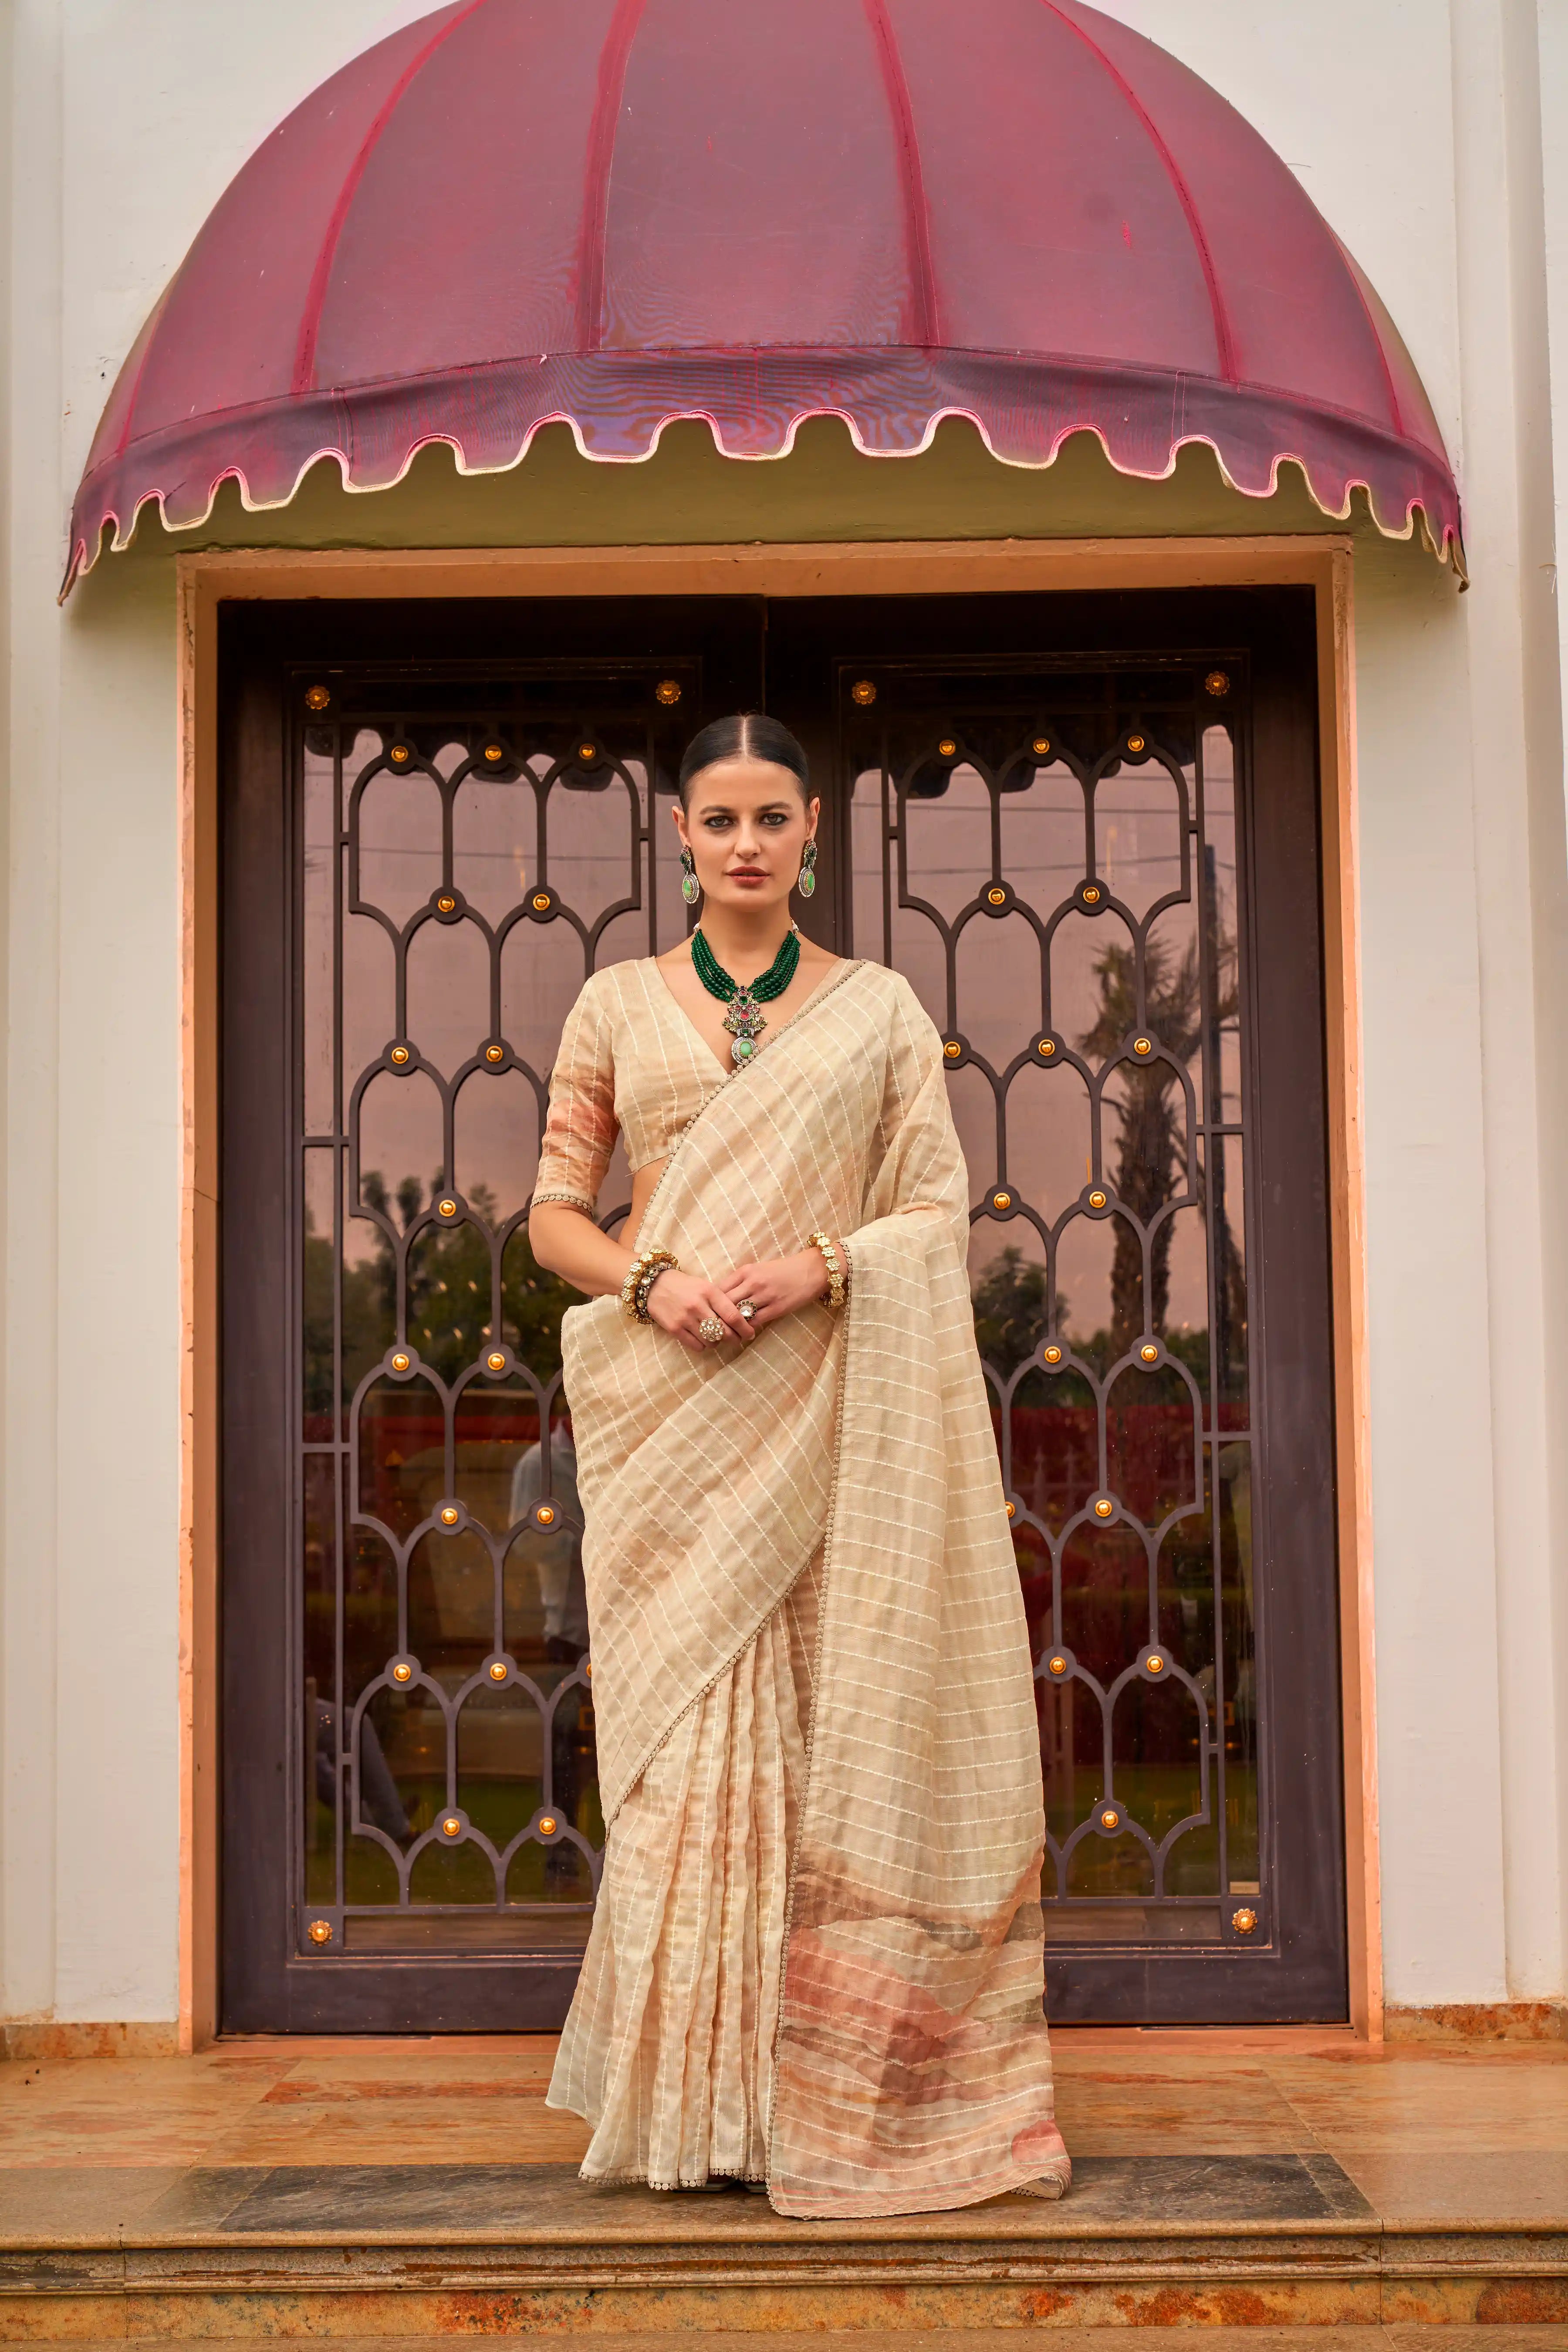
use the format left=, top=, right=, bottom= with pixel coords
left=691, top=923, right=801, bottom=1066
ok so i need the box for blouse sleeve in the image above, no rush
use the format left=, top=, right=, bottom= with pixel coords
left=532, top=980, right=618, bottom=1216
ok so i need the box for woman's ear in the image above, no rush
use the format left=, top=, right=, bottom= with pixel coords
left=806, top=795, right=821, bottom=841
left=672, top=799, right=691, bottom=848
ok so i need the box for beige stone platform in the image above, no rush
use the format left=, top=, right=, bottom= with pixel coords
left=4, top=2030, right=1568, bottom=2336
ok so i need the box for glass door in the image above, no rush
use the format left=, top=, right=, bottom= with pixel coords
left=222, top=588, right=1342, bottom=2031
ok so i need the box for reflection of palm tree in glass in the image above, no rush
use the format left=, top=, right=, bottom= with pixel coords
left=1078, top=935, right=1237, bottom=1357
left=972, top=1245, right=1055, bottom=1379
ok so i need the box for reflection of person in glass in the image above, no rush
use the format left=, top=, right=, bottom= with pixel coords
left=510, top=1432, right=590, bottom=1879
left=529, top=715, right=1067, bottom=2219
left=508, top=1433, right=588, bottom=1659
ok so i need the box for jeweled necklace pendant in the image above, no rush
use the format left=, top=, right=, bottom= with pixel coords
left=723, top=990, right=767, bottom=1065
left=690, top=922, right=801, bottom=1067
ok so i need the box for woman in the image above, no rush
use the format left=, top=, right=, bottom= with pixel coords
left=531, top=714, right=1068, bottom=2219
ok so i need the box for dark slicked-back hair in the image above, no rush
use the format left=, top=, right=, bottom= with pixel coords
left=678, top=712, right=810, bottom=806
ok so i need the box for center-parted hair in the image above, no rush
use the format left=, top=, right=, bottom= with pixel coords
left=678, top=713, right=810, bottom=806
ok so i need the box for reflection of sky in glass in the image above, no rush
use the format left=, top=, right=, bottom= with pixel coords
left=855, top=745, right=1229, bottom=1344
left=317, top=738, right=662, bottom=1264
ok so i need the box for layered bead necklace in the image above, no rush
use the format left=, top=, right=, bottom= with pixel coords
left=691, top=923, right=801, bottom=1065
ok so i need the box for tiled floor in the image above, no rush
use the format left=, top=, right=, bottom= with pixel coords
left=6, top=2029, right=1568, bottom=2223
left=7, top=2032, right=1568, bottom=2335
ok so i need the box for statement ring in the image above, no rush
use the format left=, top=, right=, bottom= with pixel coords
left=697, top=1315, right=727, bottom=1345
left=737, top=1299, right=756, bottom=1321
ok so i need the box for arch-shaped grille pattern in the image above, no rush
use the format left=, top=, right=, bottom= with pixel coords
left=294, top=652, right=1263, bottom=1961
left=298, top=667, right=693, bottom=1953
left=846, top=658, right=1260, bottom=1945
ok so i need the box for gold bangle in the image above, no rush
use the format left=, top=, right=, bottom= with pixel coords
left=808, top=1230, right=848, bottom=1312
left=621, top=1247, right=677, bottom=1322
left=634, top=1262, right=672, bottom=1322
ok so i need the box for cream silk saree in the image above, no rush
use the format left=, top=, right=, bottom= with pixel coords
left=545, top=958, right=1067, bottom=2218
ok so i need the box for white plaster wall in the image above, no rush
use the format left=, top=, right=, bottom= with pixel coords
left=3, top=0, right=443, bottom=2030
left=3, top=0, right=1564, bottom=2022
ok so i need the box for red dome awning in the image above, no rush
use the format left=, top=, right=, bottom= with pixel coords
left=65, top=0, right=1462, bottom=590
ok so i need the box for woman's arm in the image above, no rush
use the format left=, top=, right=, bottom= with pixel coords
left=529, top=1201, right=753, bottom=1352
left=527, top=1200, right=637, bottom=1300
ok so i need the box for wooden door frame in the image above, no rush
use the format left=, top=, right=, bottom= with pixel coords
left=176, top=534, right=1374, bottom=2050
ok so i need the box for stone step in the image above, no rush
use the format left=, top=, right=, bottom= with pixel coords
left=25, top=2335, right=1568, bottom=2352
left=6, top=2159, right=1568, bottom=2337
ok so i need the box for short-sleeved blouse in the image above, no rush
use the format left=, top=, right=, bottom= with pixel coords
left=532, top=961, right=727, bottom=1216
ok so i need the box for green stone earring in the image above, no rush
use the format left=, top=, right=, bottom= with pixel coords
left=680, top=845, right=700, bottom=905
left=798, top=839, right=818, bottom=899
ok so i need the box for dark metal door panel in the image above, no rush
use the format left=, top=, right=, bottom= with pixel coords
left=772, top=591, right=1344, bottom=2023
left=222, top=587, right=1341, bottom=2033
left=220, top=599, right=764, bottom=2031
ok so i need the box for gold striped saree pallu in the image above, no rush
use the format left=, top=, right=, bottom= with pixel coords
left=548, top=960, right=1066, bottom=2218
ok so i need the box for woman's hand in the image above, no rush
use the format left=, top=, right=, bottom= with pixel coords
left=644, top=1267, right=755, bottom=1355
left=715, top=1249, right=830, bottom=1332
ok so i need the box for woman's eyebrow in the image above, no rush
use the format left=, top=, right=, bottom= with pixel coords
left=694, top=800, right=794, bottom=816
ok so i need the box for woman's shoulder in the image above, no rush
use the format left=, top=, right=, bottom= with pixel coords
left=836, top=957, right=938, bottom=1032
left=571, top=956, right=664, bottom=1016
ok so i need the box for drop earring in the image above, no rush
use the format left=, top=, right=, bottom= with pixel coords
left=797, top=839, right=818, bottom=899
left=680, top=845, right=700, bottom=906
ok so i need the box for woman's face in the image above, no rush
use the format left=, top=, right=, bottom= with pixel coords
left=673, top=757, right=819, bottom=915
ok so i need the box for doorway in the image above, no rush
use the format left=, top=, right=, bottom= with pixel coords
left=220, top=587, right=1344, bottom=2030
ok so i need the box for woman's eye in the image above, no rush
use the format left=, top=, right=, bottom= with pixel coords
left=701, top=814, right=733, bottom=831
left=760, top=813, right=787, bottom=828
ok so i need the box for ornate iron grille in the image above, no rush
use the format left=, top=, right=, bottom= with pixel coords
left=845, top=659, right=1262, bottom=1948
left=293, top=650, right=1265, bottom=1964
left=296, top=666, right=693, bottom=1957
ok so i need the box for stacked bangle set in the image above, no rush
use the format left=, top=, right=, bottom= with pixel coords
left=619, top=1235, right=852, bottom=1325
left=621, top=1245, right=678, bottom=1324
